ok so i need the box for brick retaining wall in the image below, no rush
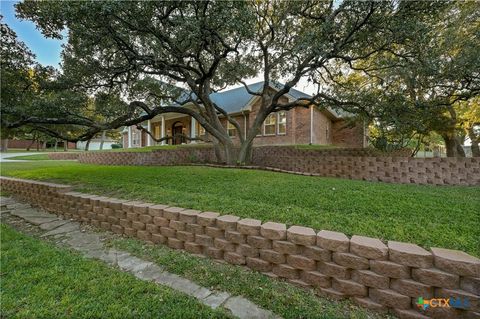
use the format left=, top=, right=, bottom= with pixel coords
left=1, top=176, right=478, bottom=319
left=73, top=147, right=480, bottom=186
left=48, top=152, right=81, bottom=160
left=77, top=148, right=216, bottom=165
left=251, top=147, right=480, bottom=186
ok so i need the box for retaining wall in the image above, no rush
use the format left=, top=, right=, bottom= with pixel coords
left=77, top=148, right=216, bottom=165
left=73, top=147, right=480, bottom=186
left=251, top=147, right=480, bottom=186
left=1, top=176, right=478, bottom=319
left=48, top=152, right=81, bottom=160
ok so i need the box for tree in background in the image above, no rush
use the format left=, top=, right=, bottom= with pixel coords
left=323, top=2, right=479, bottom=157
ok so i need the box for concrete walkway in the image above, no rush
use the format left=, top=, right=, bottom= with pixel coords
left=0, top=196, right=280, bottom=319
left=0, top=152, right=46, bottom=162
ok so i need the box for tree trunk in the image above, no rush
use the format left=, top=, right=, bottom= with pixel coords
left=54, top=140, right=58, bottom=152
left=222, top=142, right=236, bottom=165
left=237, top=114, right=265, bottom=164
left=0, top=139, right=8, bottom=152
left=443, top=135, right=465, bottom=157
left=42, top=141, right=46, bottom=150
left=238, top=139, right=254, bottom=164
left=85, top=139, right=91, bottom=151
left=26, top=135, right=36, bottom=151
left=213, top=142, right=222, bottom=163
left=99, top=130, right=106, bottom=150
left=468, top=127, right=480, bottom=157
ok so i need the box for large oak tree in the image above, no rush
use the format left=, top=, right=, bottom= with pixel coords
left=6, top=0, right=450, bottom=162
left=324, top=2, right=480, bottom=157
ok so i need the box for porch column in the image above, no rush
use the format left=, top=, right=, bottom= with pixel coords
left=147, top=120, right=152, bottom=146
left=190, top=116, right=197, bottom=143
left=127, top=126, right=132, bottom=148
left=161, top=116, right=166, bottom=145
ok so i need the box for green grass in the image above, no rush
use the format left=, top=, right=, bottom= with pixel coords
left=0, top=148, right=81, bottom=153
left=1, top=161, right=479, bottom=256
left=6, top=154, right=50, bottom=160
left=92, top=144, right=213, bottom=152
left=0, top=224, right=229, bottom=319
left=109, top=237, right=393, bottom=319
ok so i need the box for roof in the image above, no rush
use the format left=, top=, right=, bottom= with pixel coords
left=210, top=81, right=315, bottom=114
left=210, top=81, right=345, bottom=119
left=159, top=80, right=347, bottom=119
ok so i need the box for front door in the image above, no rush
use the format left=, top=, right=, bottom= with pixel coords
left=172, top=122, right=184, bottom=145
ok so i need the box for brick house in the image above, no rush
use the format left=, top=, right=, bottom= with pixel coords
left=123, top=82, right=367, bottom=148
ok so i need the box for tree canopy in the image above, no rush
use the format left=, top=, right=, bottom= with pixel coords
left=2, top=0, right=479, bottom=159
left=325, top=2, right=480, bottom=156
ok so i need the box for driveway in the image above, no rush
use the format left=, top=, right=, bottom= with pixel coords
left=0, top=152, right=46, bottom=163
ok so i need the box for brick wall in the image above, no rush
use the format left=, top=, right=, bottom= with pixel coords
left=332, top=120, right=365, bottom=148
left=5, top=139, right=76, bottom=149
left=251, top=146, right=480, bottom=186
left=47, top=152, right=81, bottom=160
left=2, top=176, right=478, bottom=319
left=77, top=148, right=216, bottom=166
left=73, top=146, right=479, bottom=186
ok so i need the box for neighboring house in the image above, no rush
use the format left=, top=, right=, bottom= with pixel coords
left=122, top=81, right=367, bottom=148
left=1, top=138, right=76, bottom=150
left=76, top=138, right=119, bottom=151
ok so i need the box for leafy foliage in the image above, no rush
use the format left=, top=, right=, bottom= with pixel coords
left=324, top=2, right=480, bottom=156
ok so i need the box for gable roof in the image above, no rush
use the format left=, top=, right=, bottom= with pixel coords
left=172, top=80, right=346, bottom=119
left=209, top=81, right=311, bottom=112
left=210, top=81, right=346, bottom=119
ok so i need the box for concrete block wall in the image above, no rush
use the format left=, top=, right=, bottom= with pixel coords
left=48, top=152, right=81, bottom=160
left=73, top=147, right=480, bottom=186
left=76, top=148, right=216, bottom=165
left=251, top=147, right=480, bottom=186
left=1, top=176, right=479, bottom=319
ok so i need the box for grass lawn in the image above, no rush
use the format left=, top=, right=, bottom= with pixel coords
left=108, top=236, right=393, bottom=319
left=0, top=224, right=229, bottom=319
left=1, top=160, right=479, bottom=256
left=1, top=148, right=81, bottom=153
left=6, top=154, right=50, bottom=160
left=91, top=144, right=213, bottom=152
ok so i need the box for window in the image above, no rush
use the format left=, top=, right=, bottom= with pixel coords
left=263, top=113, right=276, bottom=135
left=227, top=121, right=236, bottom=137
left=154, top=124, right=161, bottom=139
left=132, top=130, right=141, bottom=146
left=277, top=111, right=287, bottom=135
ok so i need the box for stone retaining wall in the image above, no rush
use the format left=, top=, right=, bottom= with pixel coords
left=77, top=148, right=216, bottom=165
left=74, top=147, right=480, bottom=186
left=251, top=148, right=480, bottom=186
left=48, top=152, right=80, bottom=160
left=1, top=176, right=478, bottom=319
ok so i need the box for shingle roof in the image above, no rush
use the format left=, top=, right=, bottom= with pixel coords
left=211, top=81, right=345, bottom=118
left=174, top=81, right=346, bottom=119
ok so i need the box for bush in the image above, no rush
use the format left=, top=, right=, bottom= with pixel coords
left=111, top=143, right=122, bottom=149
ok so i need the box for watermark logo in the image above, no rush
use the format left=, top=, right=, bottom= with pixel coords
left=416, top=297, right=470, bottom=310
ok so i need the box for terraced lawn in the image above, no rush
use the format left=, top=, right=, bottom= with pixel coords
left=1, top=160, right=479, bottom=256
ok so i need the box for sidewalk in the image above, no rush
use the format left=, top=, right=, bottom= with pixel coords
left=0, top=196, right=280, bottom=319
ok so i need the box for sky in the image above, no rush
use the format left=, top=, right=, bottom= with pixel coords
left=0, top=0, right=314, bottom=93
left=1, top=0, right=65, bottom=68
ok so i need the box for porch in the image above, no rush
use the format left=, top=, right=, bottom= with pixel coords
left=127, top=113, right=205, bottom=148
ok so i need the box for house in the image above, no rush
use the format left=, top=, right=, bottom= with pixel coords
left=122, top=81, right=367, bottom=148
left=76, top=138, right=119, bottom=151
